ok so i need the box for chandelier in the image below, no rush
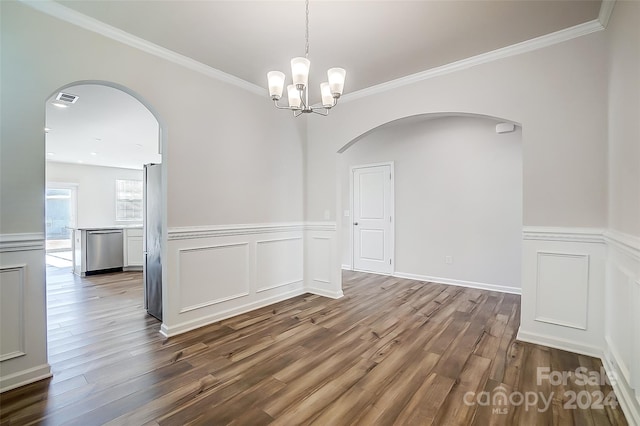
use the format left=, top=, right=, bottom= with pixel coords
left=266, top=0, right=346, bottom=117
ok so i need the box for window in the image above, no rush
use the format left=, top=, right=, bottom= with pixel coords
left=116, top=179, right=143, bottom=221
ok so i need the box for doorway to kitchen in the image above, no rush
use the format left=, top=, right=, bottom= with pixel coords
left=44, top=80, right=165, bottom=333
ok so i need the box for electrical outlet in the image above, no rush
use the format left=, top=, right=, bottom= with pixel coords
left=344, top=210, right=350, bottom=217
left=445, top=256, right=453, bottom=264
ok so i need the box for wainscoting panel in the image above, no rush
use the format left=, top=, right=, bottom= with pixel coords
left=178, top=243, right=250, bottom=313
left=0, top=234, right=51, bottom=393
left=534, top=252, right=589, bottom=330
left=256, top=237, right=303, bottom=293
left=164, top=224, right=310, bottom=337
left=0, top=265, right=26, bottom=361
left=519, top=227, right=605, bottom=357
left=603, top=230, right=640, bottom=424
left=305, top=223, right=343, bottom=299
left=311, top=237, right=331, bottom=284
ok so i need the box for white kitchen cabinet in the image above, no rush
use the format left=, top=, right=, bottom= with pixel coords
left=123, top=228, right=144, bottom=270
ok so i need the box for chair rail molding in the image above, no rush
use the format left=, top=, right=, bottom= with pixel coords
left=0, top=233, right=45, bottom=252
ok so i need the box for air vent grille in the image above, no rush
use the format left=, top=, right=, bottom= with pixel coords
left=55, top=92, right=79, bottom=104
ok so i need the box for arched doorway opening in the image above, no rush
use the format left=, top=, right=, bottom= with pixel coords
left=337, top=113, right=523, bottom=294
left=44, top=81, right=167, bottom=331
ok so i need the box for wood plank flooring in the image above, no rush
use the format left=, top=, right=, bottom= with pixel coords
left=0, top=267, right=628, bottom=425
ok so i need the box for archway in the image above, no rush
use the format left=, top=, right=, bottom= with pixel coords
left=44, top=80, right=167, bottom=329
left=336, top=112, right=522, bottom=294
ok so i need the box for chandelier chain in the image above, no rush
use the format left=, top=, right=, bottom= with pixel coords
left=305, top=0, right=309, bottom=58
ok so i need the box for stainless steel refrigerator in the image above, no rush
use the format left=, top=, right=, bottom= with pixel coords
left=143, top=163, right=162, bottom=320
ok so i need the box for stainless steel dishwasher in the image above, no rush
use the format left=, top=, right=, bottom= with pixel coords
left=86, top=229, right=124, bottom=274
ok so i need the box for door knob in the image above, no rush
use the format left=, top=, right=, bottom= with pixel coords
left=354, top=222, right=358, bottom=226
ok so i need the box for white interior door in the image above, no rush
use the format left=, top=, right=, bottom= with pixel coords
left=352, top=163, right=393, bottom=274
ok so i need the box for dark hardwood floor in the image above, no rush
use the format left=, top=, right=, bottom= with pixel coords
left=0, top=267, right=628, bottom=425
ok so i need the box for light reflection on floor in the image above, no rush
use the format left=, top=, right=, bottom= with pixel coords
left=46, top=251, right=73, bottom=268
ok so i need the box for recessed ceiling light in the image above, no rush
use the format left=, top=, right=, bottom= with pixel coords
left=52, top=102, right=68, bottom=108
left=47, top=152, right=54, bottom=156
left=135, top=144, right=143, bottom=148
left=90, top=152, right=97, bottom=156
left=44, top=127, right=51, bottom=133
left=77, top=160, right=84, bottom=163
left=95, top=138, right=102, bottom=142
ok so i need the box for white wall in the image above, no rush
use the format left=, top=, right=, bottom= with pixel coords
left=603, top=1, right=640, bottom=423
left=306, top=31, right=607, bottom=228
left=46, top=162, right=143, bottom=228
left=606, top=1, right=640, bottom=238
left=340, top=116, right=522, bottom=292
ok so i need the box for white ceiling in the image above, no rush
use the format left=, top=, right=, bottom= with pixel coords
left=46, top=84, right=161, bottom=170
left=45, top=1, right=602, bottom=169
left=57, top=0, right=602, bottom=94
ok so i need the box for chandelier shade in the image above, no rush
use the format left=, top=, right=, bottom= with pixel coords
left=267, top=71, right=285, bottom=100
left=290, top=57, right=310, bottom=88
left=328, top=68, right=346, bottom=96
left=267, top=0, right=346, bottom=116
left=287, top=85, right=302, bottom=109
left=320, top=82, right=333, bottom=107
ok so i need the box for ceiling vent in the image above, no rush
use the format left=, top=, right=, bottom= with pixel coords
left=55, top=92, right=79, bottom=104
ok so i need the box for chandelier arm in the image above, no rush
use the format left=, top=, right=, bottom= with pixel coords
left=307, top=97, right=337, bottom=111
left=310, top=108, right=329, bottom=116
left=273, top=100, right=295, bottom=110
left=297, top=87, right=308, bottom=109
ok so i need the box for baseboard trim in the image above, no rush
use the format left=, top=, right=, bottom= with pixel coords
left=516, top=327, right=603, bottom=358
left=602, top=347, right=640, bottom=426
left=123, top=266, right=143, bottom=272
left=393, top=271, right=521, bottom=295
left=0, top=364, right=52, bottom=394
left=160, top=287, right=307, bottom=338
left=341, top=264, right=352, bottom=270
left=307, top=286, right=344, bottom=299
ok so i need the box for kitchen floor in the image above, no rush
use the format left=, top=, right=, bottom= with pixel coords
left=46, top=250, right=73, bottom=268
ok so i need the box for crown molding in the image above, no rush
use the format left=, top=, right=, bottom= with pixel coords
left=341, top=19, right=605, bottom=103
left=20, top=0, right=610, bottom=103
left=598, top=0, right=616, bottom=29
left=19, top=0, right=266, bottom=97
